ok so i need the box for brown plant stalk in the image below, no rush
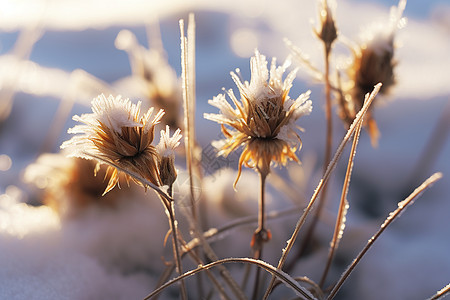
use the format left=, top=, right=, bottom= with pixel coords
left=263, top=83, right=382, bottom=300
left=326, top=172, right=443, bottom=299
left=144, top=258, right=317, bottom=300
left=319, top=103, right=363, bottom=288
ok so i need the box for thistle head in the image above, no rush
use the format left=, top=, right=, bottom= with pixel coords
left=61, top=94, right=181, bottom=195
left=204, top=49, right=312, bottom=187
left=341, top=0, right=407, bottom=146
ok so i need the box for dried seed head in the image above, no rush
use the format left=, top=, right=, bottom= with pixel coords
left=315, top=0, right=338, bottom=50
left=61, top=94, right=165, bottom=194
left=204, top=49, right=312, bottom=187
left=23, top=153, right=126, bottom=218
left=156, top=126, right=182, bottom=190
left=341, top=0, right=407, bottom=146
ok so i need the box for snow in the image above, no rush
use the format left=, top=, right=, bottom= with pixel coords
left=1, top=0, right=449, bottom=299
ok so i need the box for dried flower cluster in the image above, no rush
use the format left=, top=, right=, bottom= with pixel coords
left=205, top=49, right=312, bottom=186
left=61, top=94, right=181, bottom=195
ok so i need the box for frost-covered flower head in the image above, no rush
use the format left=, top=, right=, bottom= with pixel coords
left=61, top=94, right=169, bottom=195
left=157, top=126, right=182, bottom=190
left=342, top=0, right=406, bottom=146
left=204, top=49, right=312, bottom=186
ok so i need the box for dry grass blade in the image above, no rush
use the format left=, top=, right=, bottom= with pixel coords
left=427, top=283, right=450, bottom=300
left=326, top=172, right=443, bottom=300
left=179, top=16, right=198, bottom=219
left=319, top=103, right=364, bottom=288
left=297, top=27, right=335, bottom=273
left=179, top=199, right=247, bottom=300
left=144, top=258, right=317, bottom=300
left=263, top=83, right=382, bottom=300
left=181, top=16, right=246, bottom=300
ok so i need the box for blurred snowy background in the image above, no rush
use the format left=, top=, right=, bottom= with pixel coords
left=1, top=0, right=449, bottom=299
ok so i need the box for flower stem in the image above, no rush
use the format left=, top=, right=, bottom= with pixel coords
left=319, top=111, right=363, bottom=288
left=326, top=172, right=442, bottom=299
left=287, top=44, right=333, bottom=271
left=251, top=170, right=271, bottom=300
left=263, top=84, right=382, bottom=300
left=161, top=196, right=188, bottom=300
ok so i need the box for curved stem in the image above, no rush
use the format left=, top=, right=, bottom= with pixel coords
left=326, top=172, right=442, bottom=299
left=144, top=257, right=317, bottom=300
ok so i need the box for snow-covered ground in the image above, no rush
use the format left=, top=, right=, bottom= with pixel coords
left=1, top=0, right=449, bottom=299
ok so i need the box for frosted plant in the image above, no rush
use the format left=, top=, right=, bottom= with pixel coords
left=157, top=125, right=182, bottom=194
left=341, top=0, right=407, bottom=145
left=205, top=50, right=312, bottom=283
left=204, top=49, right=312, bottom=186
left=61, top=94, right=167, bottom=195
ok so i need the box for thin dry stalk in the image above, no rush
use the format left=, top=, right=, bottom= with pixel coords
left=144, top=258, right=317, bottom=300
left=154, top=216, right=233, bottom=300
left=292, top=38, right=334, bottom=267
left=427, top=283, right=450, bottom=300
left=180, top=15, right=206, bottom=298
left=250, top=171, right=270, bottom=299
left=84, top=154, right=188, bottom=299
left=178, top=199, right=248, bottom=300
left=159, top=195, right=188, bottom=300
left=319, top=107, right=364, bottom=288
left=0, top=26, right=43, bottom=121
left=263, top=83, right=382, bottom=300
left=271, top=276, right=324, bottom=300
left=326, top=172, right=443, bottom=300
left=179, top=16, right=198, bottom=223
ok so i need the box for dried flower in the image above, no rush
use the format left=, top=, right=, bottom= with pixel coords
left=315, top=0, right=338, bottom=51
left=341, top=0, right=406, bottom=146
left=204, top=49, right=312, bottom=187
left=23, top=153, right=126, bottom=217
left=61, top=94, right=166, bottom=195
left=115, top=29, right=182, bottom=129
left=157, top=125, right=182, bottom=191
